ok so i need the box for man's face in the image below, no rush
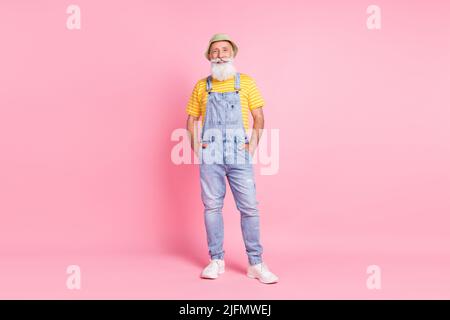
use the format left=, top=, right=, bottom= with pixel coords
left=209, top=41, right=234, bottom=62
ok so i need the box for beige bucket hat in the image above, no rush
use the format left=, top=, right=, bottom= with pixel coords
left=205, top=33, right=239, bottom=60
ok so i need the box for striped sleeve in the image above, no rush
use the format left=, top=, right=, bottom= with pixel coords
left=185, top=81, right=201, bottom=117
left=247, top=78, right=265, bottom=110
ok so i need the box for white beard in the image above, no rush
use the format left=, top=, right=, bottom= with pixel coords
left=210, top=58, right=237, bottom=81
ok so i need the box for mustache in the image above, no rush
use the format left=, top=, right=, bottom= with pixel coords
left=211, top=58, right=233, bottom=64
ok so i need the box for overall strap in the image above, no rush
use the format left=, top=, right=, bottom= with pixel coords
left=206, top=75, right=213, bottom=92
left=234, top=72, right=241, bottom=91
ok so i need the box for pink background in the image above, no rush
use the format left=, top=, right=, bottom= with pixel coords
left=0, top=0, right=449, bottom=298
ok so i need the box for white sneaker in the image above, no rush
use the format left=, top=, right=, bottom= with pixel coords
left=201, top=259, right=225, bottom=279
left=247, top=262, right=279, bottom=284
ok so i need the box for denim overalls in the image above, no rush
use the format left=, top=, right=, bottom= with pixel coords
left=199, top=73, right=263, bottom=266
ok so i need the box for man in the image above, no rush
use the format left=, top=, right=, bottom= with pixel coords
left=186, top=33, right=278, bottom=284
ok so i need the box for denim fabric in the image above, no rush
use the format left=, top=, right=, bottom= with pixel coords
left=199, top=73, right=263, bottom=265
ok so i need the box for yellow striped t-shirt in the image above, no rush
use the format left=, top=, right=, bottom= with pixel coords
left=185, top=73, right=265, bottom=130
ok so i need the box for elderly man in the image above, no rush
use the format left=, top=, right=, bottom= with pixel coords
left=186, top=34, right=278, bottom=284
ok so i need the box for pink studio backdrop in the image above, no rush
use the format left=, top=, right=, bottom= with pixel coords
left=0, top=0, right=449, bottom=298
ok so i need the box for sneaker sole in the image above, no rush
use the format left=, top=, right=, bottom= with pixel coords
left=201, top=269, right=225, bottom=279
left=201, top=274, right=219, bottom=279
left=247, top=272, right=279, bottom=284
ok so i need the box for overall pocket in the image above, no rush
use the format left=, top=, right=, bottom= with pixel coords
left=234, top=135, right=251, bottom=165
left=201, top=136, right=217, bottom=164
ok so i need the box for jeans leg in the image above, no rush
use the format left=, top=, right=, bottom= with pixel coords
left=200, top=164, right=226, bottom=260
left=227, top=164, right=263, bottom=265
